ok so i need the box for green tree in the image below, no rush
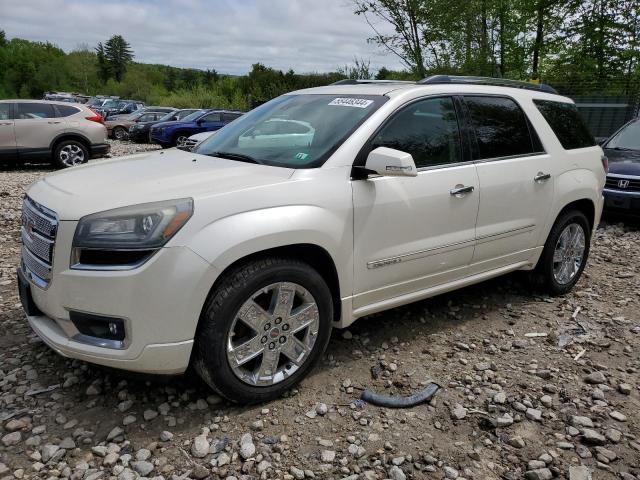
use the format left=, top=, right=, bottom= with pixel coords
left=95, top=42, right=109, bottom=82
left=104, top=35, right=134, bottom=82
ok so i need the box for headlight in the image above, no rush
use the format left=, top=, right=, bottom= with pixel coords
left=71, top=198, right=193, bottom=269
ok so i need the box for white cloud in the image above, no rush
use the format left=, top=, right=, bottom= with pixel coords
left=0, top=0, right=404, bottom=74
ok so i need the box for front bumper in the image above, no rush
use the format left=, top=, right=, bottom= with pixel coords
left=149, top=131, right=171, bottom=146
left=18, top=218, right=218, bottom=374
left=90, top=143, right=110, bottom=158
left=603, top=188, right=640, bottom=211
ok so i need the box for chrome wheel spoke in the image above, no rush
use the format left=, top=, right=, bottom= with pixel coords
left=280, top=337, right=310, bottom=366
left=289, top=303, right=319, bottom=333
left=272, top=283, right=296, bottom=318
left=256, top=348, right=280, bottom=381
left=237, top=300, right=270, bottom=331
left=228, top=335, right=263, bottom=367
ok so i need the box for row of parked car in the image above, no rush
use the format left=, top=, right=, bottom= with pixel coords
left=104, top=108, right=244, bottom=147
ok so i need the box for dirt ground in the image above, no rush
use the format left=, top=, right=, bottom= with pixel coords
left=1, top=142, right=639, bottom=480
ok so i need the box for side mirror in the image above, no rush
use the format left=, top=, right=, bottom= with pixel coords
left=363, top=147, right=417, bottom=177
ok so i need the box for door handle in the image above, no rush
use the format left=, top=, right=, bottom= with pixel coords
left=450, top=185, right=475, bottom=197
left=0, top=122, right=12, bottom=126
left=48, top=121, right=62, bottom=124
left=534, top=172, right=551, bottom=183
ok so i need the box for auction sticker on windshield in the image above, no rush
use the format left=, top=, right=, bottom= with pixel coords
left=328, top=98, right=374, bottom=108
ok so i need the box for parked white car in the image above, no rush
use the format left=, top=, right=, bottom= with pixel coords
left=18, top=77, right=605, bottom=403
left=182, top=130, right=216, bottom=151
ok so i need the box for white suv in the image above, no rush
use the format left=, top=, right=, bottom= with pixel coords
left=18, top=77, right=605, bottom=403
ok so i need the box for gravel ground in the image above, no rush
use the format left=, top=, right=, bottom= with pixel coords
left=1, top=141, right=639, bottom=480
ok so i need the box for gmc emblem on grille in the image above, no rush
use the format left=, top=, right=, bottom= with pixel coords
left=618, top=179, right=630, bottom=189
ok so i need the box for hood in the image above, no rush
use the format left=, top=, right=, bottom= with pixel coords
left=604, top=147, right=640, bottom=176
left=27, top=149, right=294, bottom=220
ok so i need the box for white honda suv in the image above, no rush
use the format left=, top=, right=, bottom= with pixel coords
left=18, top=76, right=605, bottom=403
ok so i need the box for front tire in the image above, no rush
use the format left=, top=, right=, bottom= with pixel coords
left=532, top=210, right=591, bottom=295
left=194, top=257, right=333, bottom=404
left=53, top=140, right=88, bottom=168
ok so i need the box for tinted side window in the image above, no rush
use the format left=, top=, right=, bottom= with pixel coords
left=464, top=96, right=537, bottom=159
left=17, top=102, right=55, bottom=119
left=534, top=100, right=596, bottom=150
left=202, top=113, right=222, bottom=122
left=370, top=97, right=462, bottom=168
left=0, top=103, right=12, bottom=120
left=55, top=105, right=80, bottom=117
left=223, top=113, right=241, bottom=123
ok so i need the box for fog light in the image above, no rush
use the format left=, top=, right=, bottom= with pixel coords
left=69, top=311, right=126, bottom=342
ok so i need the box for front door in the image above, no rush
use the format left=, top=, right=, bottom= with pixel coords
left=352, top=96, right=479, bottom=309
left=0, top=103, right=16, bottom=160
left=462, top=95, right=554, bottom=267
left=14, top=102, right=63, bottom=156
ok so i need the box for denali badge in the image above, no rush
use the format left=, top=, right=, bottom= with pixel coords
left=618, top=179, right=630, bottom=189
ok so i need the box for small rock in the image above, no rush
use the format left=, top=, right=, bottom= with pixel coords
left=450, top=403, right=467, bottom=420
left=584, top=371, right=606, bottom=384
left=160, top=431, right=174, bottom=442
left=609, top=410, right=627, bottom=422
left=525, top=468, right=553, bottom=480
left=321, top=450, right=336, bottom=462
left=389, top=465, right=407, bottom=480
left=191, top=435, right=210, bottom=458
left=582, top=429, right=606, bottom=445
left=131, top=461, right=154, bottom=476
left=618, top=383, right=632, bottom=395
left=569, top=466, right=592, bottom=480
left=1, top=432, right=21, bottom=446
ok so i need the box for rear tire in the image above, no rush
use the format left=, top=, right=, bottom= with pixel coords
left=194, top=257, right=333, bottom=404
left=53, top=140, right=88, bottom=169
left=113, top=126, right=127, bottom=141
left=531, top=210, right=591, bottom=295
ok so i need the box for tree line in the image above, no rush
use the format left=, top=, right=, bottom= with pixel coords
left=355, top=0, right=639, bottom=95
left=1, top=0, right=638, bottom=111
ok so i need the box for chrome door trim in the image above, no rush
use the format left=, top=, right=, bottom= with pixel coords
left=367, top=224, right=536, bottom=269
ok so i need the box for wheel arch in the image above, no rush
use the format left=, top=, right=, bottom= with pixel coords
left=50, top=133, right=91, bottom=155
left=198, top=243, right=342, bottom=328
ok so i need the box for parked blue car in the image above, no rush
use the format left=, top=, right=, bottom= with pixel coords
left=149, top=109, right=244, bottom=148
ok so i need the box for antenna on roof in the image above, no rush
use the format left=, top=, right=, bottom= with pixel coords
left=417, top=75, right=558, bottom=94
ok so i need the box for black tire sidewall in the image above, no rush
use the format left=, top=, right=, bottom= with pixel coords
left=53, top=140, right=88, bottom=168
left=113, top=127, right=126, bottom=140
left=538, top=210, right=591, bottom=295
left=195, top=260, right=333, bottom=404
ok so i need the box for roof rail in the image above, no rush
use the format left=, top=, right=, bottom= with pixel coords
left=417, top=75, right=558, bottom=94
left=330, top=79, right=416, bottom=85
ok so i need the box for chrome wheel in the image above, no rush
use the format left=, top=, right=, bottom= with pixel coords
left=552, top=223, right=586, bottom=285
left=176, top=135, right=188, bottom=147
left=59, top=144, right=85, bottom=167
left=227, top=282, right=320, bottom=387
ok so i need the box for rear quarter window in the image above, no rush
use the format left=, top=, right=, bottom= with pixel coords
left=533, top=99, right=596, bottom=150
left=55, top=105, right=81, bottom=117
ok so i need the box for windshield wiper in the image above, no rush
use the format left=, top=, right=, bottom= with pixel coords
left=608, top=147, right=636, bottom=152
left=206, top=151, right=264, bottom=164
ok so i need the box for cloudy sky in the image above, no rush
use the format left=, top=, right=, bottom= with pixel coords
left=0, top=0, right=404, bottom=74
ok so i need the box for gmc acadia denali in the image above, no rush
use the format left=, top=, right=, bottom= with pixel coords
left=18, top=76, right=606, bottom=403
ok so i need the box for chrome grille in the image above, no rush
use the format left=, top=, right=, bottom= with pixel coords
left=605, top=176, right=640, bottom=192
left=21, top=197, right=58, bottom=288
left=183, top=138, right=198, bottom=151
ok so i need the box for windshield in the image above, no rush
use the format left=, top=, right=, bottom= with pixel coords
left=193, top=94, right=386, bottom=168
left=180, top=110, right=205, bottom=122
left=102, top=100, right=125, bottom=108
left=606, top=120, right=640, bottom=151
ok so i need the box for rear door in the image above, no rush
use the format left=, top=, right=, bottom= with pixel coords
left=0, top=103, right=17, bottom=160
left=463, top=95, right=553, bottom=267
left=14, top=102, right=62, bottom=156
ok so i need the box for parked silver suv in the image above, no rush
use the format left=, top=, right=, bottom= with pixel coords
left=0, top=100, right=109, bottom=168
